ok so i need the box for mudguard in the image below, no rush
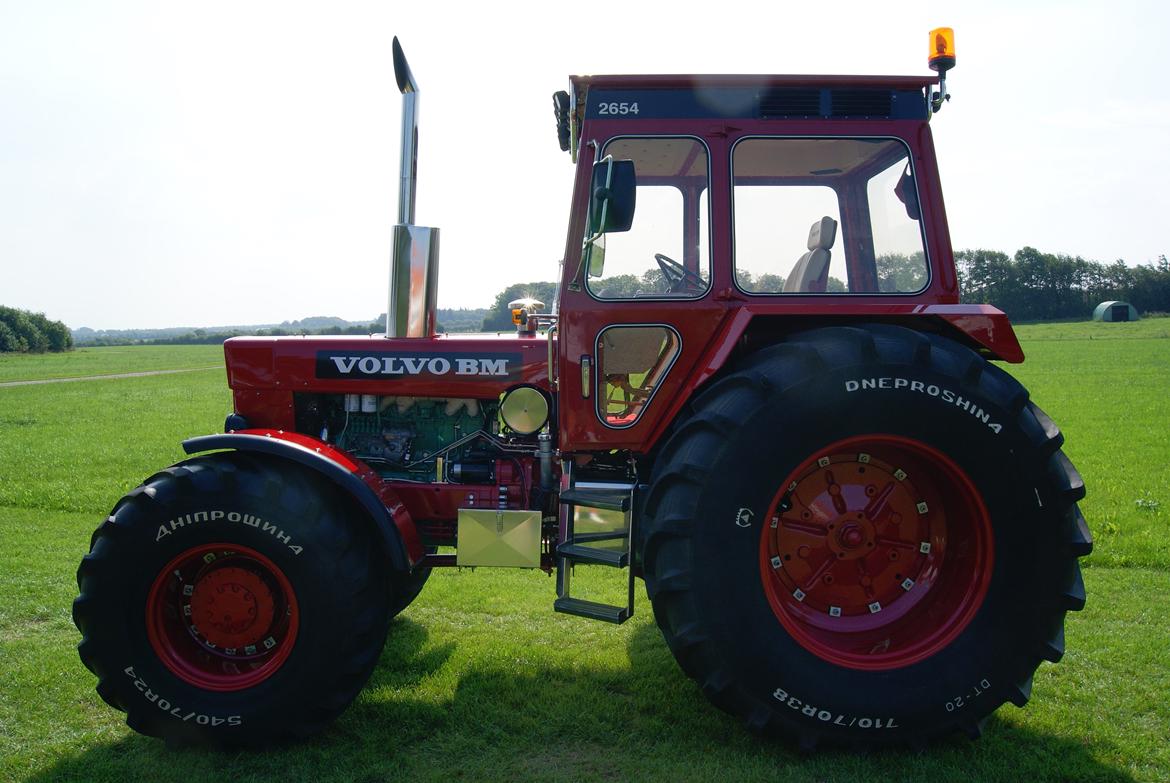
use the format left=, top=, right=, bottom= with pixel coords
left=182, top=429, right=424, bottom=570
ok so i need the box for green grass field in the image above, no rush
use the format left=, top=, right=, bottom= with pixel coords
left=1, top=321, right=1167, bottom=782
left=0, top=344, right=223, bottom=383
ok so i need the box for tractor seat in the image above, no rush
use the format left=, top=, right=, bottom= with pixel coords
left=783, top=216, right=837, bottom=293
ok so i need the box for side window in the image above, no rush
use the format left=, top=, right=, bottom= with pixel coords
left=587, top=138, right=710, bottom=299
left=596, top=326, right=680, bottom=427
left=733, top=138, right=928, bottom=294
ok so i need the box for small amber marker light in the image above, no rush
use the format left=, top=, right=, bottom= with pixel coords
left=929, top=27, right=956, bottom=72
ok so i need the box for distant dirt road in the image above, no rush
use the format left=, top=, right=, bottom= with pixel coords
left=0, top=366, right=221, bottom=388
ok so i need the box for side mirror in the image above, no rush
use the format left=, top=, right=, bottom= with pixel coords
left=588, top=157, right=636, bottom=235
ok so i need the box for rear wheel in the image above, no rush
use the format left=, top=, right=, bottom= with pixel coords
left=74, top=453, right=391, bottom=746
left=642, top=324, right=1090, bottom=749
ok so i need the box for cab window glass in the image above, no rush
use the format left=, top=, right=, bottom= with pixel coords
left=587, top=138, right=710, bottom=299
left=733, top=138, right=928, bottom=294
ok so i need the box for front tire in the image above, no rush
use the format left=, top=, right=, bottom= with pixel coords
left=642, top=325, right=1090, bottom=749
left=74, top=452, right=391, bottom=746
left=388, top=556, right=432, bottom=619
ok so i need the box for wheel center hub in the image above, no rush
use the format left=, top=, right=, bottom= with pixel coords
left=826, top=516, right=876, bottom=561
left=841, top=525, right=864, bottom=547
left=189, top=565, right=275, bottom=649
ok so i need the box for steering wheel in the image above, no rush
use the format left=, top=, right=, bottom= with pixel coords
left=654, top=253, right=705, bottom=294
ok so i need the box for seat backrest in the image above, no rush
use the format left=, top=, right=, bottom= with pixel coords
left=782, top=216, right=838, bottom=293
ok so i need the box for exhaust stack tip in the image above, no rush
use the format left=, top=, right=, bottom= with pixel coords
left=392, top=37, right=418, bottom=95
left=387, top=36, right=438, bottom=339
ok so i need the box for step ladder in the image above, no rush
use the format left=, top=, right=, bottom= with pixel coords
left=554, top=480, right=636, bottom=624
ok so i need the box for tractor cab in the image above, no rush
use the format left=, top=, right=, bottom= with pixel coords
left=548, top=72, right=1020, bottom=455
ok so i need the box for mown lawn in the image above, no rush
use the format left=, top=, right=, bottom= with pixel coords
left=1, top=321, right=1167, bottom=782
left=0, top=344, right=223, bottom=383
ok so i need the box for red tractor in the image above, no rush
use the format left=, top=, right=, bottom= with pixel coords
left=75, top=31, right=1090, bottom=750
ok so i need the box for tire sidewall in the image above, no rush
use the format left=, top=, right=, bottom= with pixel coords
left=686, top=357, right=1049, bottom=740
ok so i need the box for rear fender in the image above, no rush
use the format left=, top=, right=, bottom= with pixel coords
left=642, top=306, right=1025, bottom=453
left=182, top=429, right=424, bottom=570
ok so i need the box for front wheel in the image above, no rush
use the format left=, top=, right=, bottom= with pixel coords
left=642, top=325, right=1090, bottom=749
left=74, top=453, right=391, bottom=746
left=388, top=555, right=432, bottom=619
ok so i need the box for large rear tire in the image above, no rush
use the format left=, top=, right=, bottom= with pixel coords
left=74, top=452, right=391, bottom=747
left=642, top=324, right=1090, bottom=749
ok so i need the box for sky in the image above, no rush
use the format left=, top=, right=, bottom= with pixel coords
left=1, top=0, right=1167, bottom=330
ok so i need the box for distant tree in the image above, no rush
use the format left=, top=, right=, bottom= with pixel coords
left=737, top=267, right=839, bottom=293
left=876, top=252, right=927, bottom=292
left=0, top=321, right=24, bottom=352
left=0, top=306, right=71, bottom=353
left=592, top=274, right=643, bottom=298
left=482, top=281, right=558, bottom=331
left=1128, top=255, right=1170, bottom=314
left=39, top=317, right=73, bottom=351
left=433, top=309, right=490, bottom=334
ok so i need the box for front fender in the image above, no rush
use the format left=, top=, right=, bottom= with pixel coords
left=182, top=429, right=424, bottom=570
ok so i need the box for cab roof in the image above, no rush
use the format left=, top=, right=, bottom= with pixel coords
left=571, top=74, right=939, bottom=121
left=570, top=74, right=938, bottom=90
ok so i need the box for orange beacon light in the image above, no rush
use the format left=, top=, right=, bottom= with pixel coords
left=929, top=27, right=956, bottom=73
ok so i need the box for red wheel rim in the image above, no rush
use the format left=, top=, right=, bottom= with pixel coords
left=759, top=435, right=992, bottom=670
left=146, top=543, right=299, bottom=691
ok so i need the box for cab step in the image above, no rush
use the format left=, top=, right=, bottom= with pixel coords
left=554, top=597, right=630, bottom=624
left=559, top=488, right=630, bottom=512
left=554, top=478, right=638, bottom=625
left=557, top=542, right=628, bottom=567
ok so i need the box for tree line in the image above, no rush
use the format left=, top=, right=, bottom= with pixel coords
left=5, top=247, right=1166, bottom=353
left=957, top=248, right=1169, bottom=321
left=67, top=309, right=493, bottom=346
left=0, top=306, right=72, bottom=353
left=482, top=248, right=1169, bottom=329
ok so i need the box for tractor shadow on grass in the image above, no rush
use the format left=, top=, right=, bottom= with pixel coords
left=31, top=620, right=1133, bottom=782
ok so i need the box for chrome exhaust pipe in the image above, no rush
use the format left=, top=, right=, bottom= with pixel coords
left=393, top=36, right=418, bottom=225
left=388, top=37, right=439, bottom=338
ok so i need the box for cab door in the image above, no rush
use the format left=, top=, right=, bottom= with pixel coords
left=557, top=132, right=730, bottom=453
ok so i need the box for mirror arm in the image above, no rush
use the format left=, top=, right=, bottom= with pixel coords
left=568, top=143, right=603, bottom=290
